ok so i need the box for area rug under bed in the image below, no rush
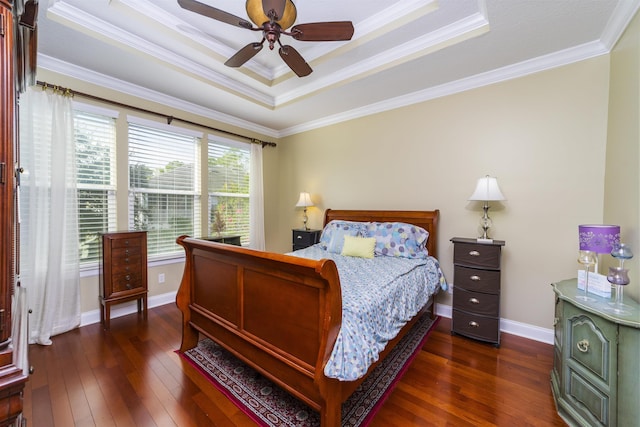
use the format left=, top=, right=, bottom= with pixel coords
left=178, top=314, right=439, bottom=426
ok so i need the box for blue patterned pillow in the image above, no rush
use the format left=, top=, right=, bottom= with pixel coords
left=366, top=222, right=429, bottom=258
left=319, top=220, right=368, bottom=253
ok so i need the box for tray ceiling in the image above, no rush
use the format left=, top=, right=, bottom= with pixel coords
left=37, top=0, right=639, bottom=137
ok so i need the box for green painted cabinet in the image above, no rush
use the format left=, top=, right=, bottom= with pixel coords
left=551, top=279, right=640, bottom=426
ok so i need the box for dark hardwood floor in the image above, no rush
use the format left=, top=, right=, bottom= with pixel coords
left=24, top=304, right=566, bottom=426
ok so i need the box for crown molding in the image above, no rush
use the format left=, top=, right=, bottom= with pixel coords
left=601, top=0, right=640, bottom=49
left=279, top=40, right=609, bottom=137
left=37, top=55, right=280, bottom=138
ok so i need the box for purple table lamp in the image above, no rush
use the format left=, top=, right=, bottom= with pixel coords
left=579, top=224, right=620, bottom=272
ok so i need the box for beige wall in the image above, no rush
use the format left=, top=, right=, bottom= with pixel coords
left=604, top=10, right=640, bottom=302
left=273, top=56, right=612, bottom=330
left=37, top=36, right=638, bottom=332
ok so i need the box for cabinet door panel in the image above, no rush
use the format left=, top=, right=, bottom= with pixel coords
left=565, top=304, right=616, bottom=386
left=567, top=368, right=611, bottom=425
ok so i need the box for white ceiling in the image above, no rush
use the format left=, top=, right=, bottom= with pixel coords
left=37, top=0, right=640, bottom=138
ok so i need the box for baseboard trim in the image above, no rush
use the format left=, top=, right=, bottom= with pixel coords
left=435, top=303, right=554, bottom=345
left=80, top=291, right=177, bottom=327
left=80, top=294, right=553, bottom=345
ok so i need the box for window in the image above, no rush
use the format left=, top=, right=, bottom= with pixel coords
left=208, top=138, right=250, bottom=245
left=128, top=119, right=201, bottom=258
left=74, top=106, right=117, bottom=265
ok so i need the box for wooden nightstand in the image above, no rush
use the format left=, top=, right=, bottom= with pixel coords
left=450, top=237, right=505, bottom=346
left=292, top=229, right=321, bottom=251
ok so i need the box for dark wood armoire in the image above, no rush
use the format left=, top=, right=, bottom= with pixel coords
left=0, top=0, right=37, bottom=425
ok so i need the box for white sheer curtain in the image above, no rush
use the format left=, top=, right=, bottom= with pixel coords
left=18, top=87, right=80, bottom=345
left=249, top=143, right=265, bottom=250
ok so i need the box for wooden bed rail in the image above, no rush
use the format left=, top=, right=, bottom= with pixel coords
left=176, top=235, right=343, bottom=417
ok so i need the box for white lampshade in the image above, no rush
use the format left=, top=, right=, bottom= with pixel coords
left=295, top=192, right=314, bottom=208
left=468, top=175, right=506, bottom=202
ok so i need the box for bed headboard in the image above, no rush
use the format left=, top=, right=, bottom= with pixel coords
left=323, top=209, right=440, bottom=259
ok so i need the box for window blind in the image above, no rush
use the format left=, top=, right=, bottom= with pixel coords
left=208, top=139, right=250, bottom=245
left=74, top=109, right=117, bottom=265
left=128, top=122, right=201, bottom=258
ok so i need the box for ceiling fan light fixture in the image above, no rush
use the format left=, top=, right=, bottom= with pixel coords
left=246, top=0, right=297, bottom=29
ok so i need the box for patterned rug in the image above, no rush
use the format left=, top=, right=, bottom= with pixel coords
left=179, top=314, right=439, bottom=426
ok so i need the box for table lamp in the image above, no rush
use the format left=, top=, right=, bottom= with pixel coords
left=578, top=224, right=620, bottom=273
left=295, top=192, right=314, bottom=230
left=468, top=175, right=505, bottom=242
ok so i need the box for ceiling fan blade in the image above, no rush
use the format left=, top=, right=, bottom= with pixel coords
left=290, top=22, right=354, bottom=41
left=279, top=45, right=312, bottom=77
left=225, top=42, right=264, bottom=67
left=262, top=0, right=286, bottom=21
left=178, top=0, right=252, bottom=29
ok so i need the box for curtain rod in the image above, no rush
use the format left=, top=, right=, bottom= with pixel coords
left=35, top=80, right=277, bottom=148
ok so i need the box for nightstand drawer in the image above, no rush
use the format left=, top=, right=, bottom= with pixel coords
left=452, top=309, right=499, bottom=343
left=454, top=266, right=500, bottom=293
left=453, top=287, right=499, bottom=316
left=454, top=242, right=501, bottom=269
left=292, top=229, right=321, bottom=250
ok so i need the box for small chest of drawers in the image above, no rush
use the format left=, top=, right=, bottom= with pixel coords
left=292, top=229, right=322, bottom=251
left=99, top=231, right=148, bottom=329
left=450, top=237, right=505, bottom=346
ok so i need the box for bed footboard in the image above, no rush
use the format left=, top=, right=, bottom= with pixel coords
left=176, top=236, right=344, bottom=424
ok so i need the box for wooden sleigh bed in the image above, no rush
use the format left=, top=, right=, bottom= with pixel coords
left=176, top=209, right=440, bottom=426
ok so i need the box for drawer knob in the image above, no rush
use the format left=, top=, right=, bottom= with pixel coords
left=468, top=321, right=480, bottom=328
left=125, top=249, right=129, bottom=255
left=577, top=339, right=590, bottom=353
left=469, top=297, right=480, bottom=304
left=125, top=275, right=131, bottom=281
left=297, top=235, right=302, bottom=239
left=469, top=250, right=480, bottom=256
left=470, top=275, right=481, bottom=281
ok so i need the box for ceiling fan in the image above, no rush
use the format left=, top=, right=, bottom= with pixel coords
left=178, top=0, right=354, bottom=77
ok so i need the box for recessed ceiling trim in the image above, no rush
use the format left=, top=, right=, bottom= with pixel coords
left=274, top=11, right=490, bottom=107
left=268, top=0, right=440, bottom=80
left=279, top=40, right=610, bottom=137
left=37, top=54, right=280, bottom=138
left=48, top=1, right=275, bottom=107
left=121, top=0, right=276, bottom=80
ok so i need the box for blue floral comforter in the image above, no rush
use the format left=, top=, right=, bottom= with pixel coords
left=288, top=245, right=446, bottom=381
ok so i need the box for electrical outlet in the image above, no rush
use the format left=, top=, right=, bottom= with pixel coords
left=158, top=273, right=165, bottom=284
left=448, top=283, right=454, bottom=294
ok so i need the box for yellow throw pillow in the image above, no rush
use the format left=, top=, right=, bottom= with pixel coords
left=341, top=235, right=376, bottom=259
